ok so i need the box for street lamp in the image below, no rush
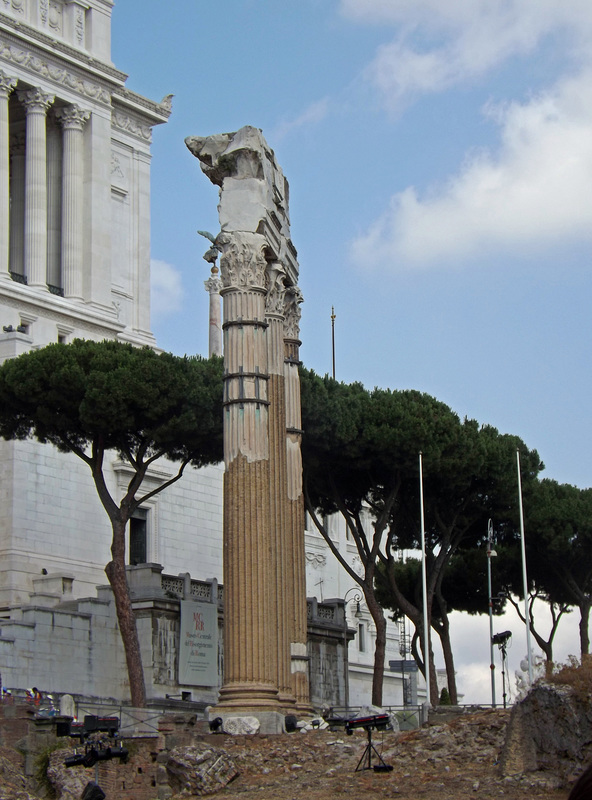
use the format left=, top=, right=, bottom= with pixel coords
left=343, top=588, right=363, bottom=711
left=487, top=519, right=497, bottom=708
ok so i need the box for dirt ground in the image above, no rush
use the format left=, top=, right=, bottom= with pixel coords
left=210, top=712, right=572, bottom=800
left=0, top=708, right=580, bottom=800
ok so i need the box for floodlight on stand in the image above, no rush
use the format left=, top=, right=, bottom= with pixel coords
left=492, top=630, right=512, bottom=709
left=491, top=630, right=512, bottom=646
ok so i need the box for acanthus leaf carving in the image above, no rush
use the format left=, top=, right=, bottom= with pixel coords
left=55, top=103, right=90, bottom=130
left=217, top=231, right=268, bottom=292
left=265, top=261, right=287, bottom=316
left=284, top=285, right=303, bottom=339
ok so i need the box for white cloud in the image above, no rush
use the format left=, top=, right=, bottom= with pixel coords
left=150, top=259, right=184, bottom=317
left=340, top=1, right=592, bottom=107
left=350, top=70, right=592, bottom=270
left=273, top=98, right=329, bottom=140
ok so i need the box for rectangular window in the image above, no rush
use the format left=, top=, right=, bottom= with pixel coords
left=357, top=623, right=366, bottom=653
left=129, top=509, right=148, bottom=565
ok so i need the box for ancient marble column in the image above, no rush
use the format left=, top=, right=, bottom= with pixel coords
left=56, top=104, right=90, bottom=300
left=283, top=286, right=310, bottom=710
left=8, top=132, right=25, bottom=278
left=19, top=88, right=54, bottom=288
left=186, top=126, right=309, bottom=721
left=204, top=265, right=222, bottom=357
left=216, top=230, right=280, bottom=711
left=265, top=261, right=295, bottom=707
left=0, top=71, right=17, bottom=278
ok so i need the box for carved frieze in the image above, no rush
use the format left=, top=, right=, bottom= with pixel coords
left=73, top=4, right=85, bottom=47
left=111, top=152, right=124, bottom=179
left=0, top=38, right=111, bottom=104
left=112, top=111, right=152, bottom=142
left=48, top=0, right=63, bottom=35
left=217, top=231, right=268, bottom=292
left=306, top=552, right=327, bottom=569
left=7, top=0, right=25, bottom=17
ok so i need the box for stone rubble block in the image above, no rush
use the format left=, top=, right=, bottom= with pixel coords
left=166, top=744, right=239, bottom=796
left=222, top=716, right=260, bottom=736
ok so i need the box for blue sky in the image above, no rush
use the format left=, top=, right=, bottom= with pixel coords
left=111, top=1, right=590, bottom=700
left=113, top=0, right=591, bottom=492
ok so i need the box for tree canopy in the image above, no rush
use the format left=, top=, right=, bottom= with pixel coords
left=514, top=479, right=592, bottom=659
left=300, top=367, right=464, bottom=705
left=0, top=339, right=224, bottom=706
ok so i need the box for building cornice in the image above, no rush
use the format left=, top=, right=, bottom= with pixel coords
left=0, top=14, right=172, bottom=125
left=0, top=12, right=127, bottom=87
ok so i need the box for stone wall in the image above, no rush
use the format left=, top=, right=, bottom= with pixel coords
left=307, top=599, right=351, bottom=709
left=0, top=567, right=351, bottom=710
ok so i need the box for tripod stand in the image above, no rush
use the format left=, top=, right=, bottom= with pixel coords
left=499, top=640, right=509, bottom=709
left=354, top=725, right=393, bottom=773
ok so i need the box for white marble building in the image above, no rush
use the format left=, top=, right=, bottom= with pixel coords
left=0, top=0, right=416, bottom=710
left=0, top=0, right=171, bottom=608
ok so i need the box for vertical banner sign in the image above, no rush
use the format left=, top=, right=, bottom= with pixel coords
left=179, top=601, right=219, bottom=686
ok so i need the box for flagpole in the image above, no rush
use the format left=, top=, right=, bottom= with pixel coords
left=516, top=448, right=534, bottom=684
left=487, top=519, right=497, bottom=707
left=419, top=452, right=431, bottom=707
left=331, top=306, right=336, bottom=380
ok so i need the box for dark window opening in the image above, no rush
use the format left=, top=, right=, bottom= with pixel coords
left=129, top=509, right=148, bottom=565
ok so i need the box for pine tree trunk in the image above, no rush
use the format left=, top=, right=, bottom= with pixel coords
left=366, top=594, right=386, bottom=708
left=580, top=599, right=591, bottom=657
left=437, top=622, right=458, bottom=705
left=105, top=517, right=147, bottom=708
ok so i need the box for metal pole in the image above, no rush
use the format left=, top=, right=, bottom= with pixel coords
left=343, top=588, right=361, bottom=712
left=343, top=606, right=349, bottom=713
left=419, top=452, right=431, bottom=707
left=487, top=519, right=496, bottom=707
left=331, top=306, right=336, bottom=380
left=516, top=449, right=534, bottom=684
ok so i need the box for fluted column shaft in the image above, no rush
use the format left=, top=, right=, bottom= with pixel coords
left=56, top=105, right=89, bottom=300
left=217, top=230, right=280, bottom=710
left=0, top=71, right=17, bottom=277
left=204, top=266, right=222, bottom=356
left=265, top=262, right=295, bottom=707
left=284, top=287, right=310, bottom=710
left=19, top=88, right=54, bottom=288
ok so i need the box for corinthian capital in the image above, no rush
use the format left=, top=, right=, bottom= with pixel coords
left=0, top=71, right=17, bottom=99
left=284, top=285, right=303, bottom=339
left=204, top=266, right=222, bottom=294
left=55, top=104, right=91, bottom=131
left=17, top=87, right=54, bottom=113
left=217, top=230, right=268, bottom=291
left=265, top=262, right=287, bottom=316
